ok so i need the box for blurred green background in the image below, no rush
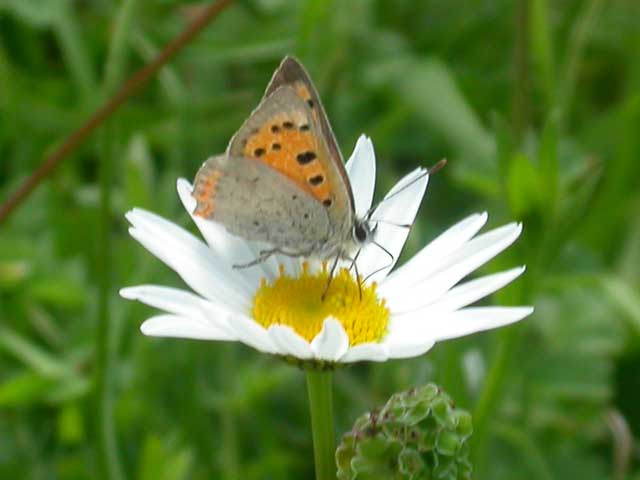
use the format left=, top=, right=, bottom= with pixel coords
left=1, top=0, right=640, bottom=478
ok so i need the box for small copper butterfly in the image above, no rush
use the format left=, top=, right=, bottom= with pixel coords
left=191, top=56, right=378, bottom=269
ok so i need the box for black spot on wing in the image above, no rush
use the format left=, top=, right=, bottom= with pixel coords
left=309, top=175, right=324, bottom=186
left=296, top=151, right=317, bottom=165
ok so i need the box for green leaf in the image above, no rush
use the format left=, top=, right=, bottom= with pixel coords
left=137, top=436, right=194, bottom=480
left=0, top=371, right=57, bottom=407
left=28, top=276, right=86, bottom=310
left=530, top=0, right=556, bottom=109
left=0, top=327, right=70, bottom=377
left=124, top=134, right=155, bottom=210
left=0, top=260, right=30, bottom=288
left=600, top=275, right=640, bottom=337
left=506, top=153, right=542, bottom=217
left=538, top=112, right=560, bottom=217
left=57, top=403, right=85, bottom=444
left=0, top=0, right=63, bottom=27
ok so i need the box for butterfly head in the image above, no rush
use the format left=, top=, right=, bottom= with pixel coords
left=352, top=217, right=377, bottom=247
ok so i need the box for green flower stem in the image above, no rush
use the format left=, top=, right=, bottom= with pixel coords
left=471, top=328, right=517, bottom=466
left=306, top=369, right=336, bottom=480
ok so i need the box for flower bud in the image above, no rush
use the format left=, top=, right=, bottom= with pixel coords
left=336, top=384, right=472, bottom=479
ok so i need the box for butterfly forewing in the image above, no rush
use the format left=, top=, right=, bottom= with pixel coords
left=264, top=57, right=355, bottom=211
left=227, top=84, right=352, bottom=237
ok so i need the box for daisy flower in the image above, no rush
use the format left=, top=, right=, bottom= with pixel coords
left=120, top=135, right=533, bottom=364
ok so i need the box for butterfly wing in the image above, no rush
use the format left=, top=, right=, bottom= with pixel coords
left=192, top=155, right=332, bottom=253
left=227, top=57, right=354, bottom=237
left=264, top=56, right=353, bottom=207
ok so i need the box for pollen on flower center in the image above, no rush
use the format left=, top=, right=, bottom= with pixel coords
left=252, top=263, right=390, bottom=346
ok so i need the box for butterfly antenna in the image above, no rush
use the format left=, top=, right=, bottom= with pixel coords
left=363, top=262, right=394, bottom=284
left=428, top=158, right=448, bottom=175
left=369, top=219, right=412, bottom=229
left=363, top=159, right=447, bottom=221
left=371, top=240, right=395, bottom=262
left=358, top=240, right=396, bottom=284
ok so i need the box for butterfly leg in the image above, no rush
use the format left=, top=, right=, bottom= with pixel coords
left=232, top=248, right=281, bottom=269
left=232, top=247, right=310, bottom=269
left=321, top=254, right=341, bottom=301
left=344, top=251, right=363, bottom=300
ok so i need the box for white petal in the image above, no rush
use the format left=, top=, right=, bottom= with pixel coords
left=432, top=307, right=533, bottom=340
left=424, top=266, right=526, bottom=313
left=381, top=212, right=488, bottom=295
left=357, top=168, right=429, bottom=283
left=140, top=314, right=235, bottom=341
left=227, top=314, right=278, bottom=354
left=177, top=178, right=267, bottom=287
left=122, top=285, right=238, bottom=339
left=128, top=227, right=246, bottom=312
left=383, top=223, right=523, bottom=312
left=196, top=297, right=242, bottom=339
left=385, top=340, right=436, bottom=359
left=430, top=222, right=523, bottom=278
left=310, top=318, right=349, bottom=361
left=345, top=135, right=376, bottom=217
left=268, top=325, right=313, bottom=359
left=126, top=208, right=251, bottom=311
left=340, top=343, right=389, bottom=363
left=388, top=306, right=533, bottom=344
left=120, top=285, right=207, bottom=319
left=390, top=266, right=526, bottom=315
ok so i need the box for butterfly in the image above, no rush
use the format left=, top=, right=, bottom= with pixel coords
left=191, top=56, right=377, bottom=271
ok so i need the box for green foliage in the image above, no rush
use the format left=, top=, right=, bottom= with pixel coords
left=336, top=384, right=472, bottom=480
left=1, top=0, right=640, bottom=478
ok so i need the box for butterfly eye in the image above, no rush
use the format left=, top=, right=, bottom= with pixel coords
left=353, top=223, right=370, bottom=244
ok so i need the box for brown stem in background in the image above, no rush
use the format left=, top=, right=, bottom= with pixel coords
left=0, top=0, right=235, bottom=225
left=607, top=409, right=633, bottom=480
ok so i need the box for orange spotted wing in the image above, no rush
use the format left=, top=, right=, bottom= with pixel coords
left=226, top=56, right=354, bottom=233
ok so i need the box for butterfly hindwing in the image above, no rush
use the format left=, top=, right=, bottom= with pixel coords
left=193, top=155, right=331, bottom=252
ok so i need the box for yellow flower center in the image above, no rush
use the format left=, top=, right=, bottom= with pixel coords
left=252, top=263, right=390, bottom=346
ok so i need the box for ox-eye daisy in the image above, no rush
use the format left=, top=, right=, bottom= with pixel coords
left=120, top=135, right=533, bottom=364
